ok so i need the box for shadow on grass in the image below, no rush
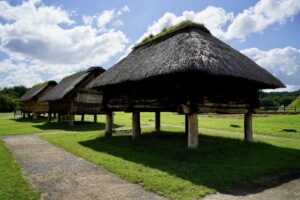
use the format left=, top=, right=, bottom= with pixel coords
left=12, top=117, right=49, bottom=123
left=10, top=118, right=123, bottom=132
left=79, top=131, right=300, bottom=196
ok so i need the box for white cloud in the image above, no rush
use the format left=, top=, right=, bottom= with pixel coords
left=97, top=9, right=115, bottom=28
left=113, top=20, right=124, bottom=27
left=83, top=6, right=129, bottom=29
left=118, top=5, right=130, bottom=15
left=0, top=1, right=129, bottom=87
left=140, top=0, right=300, bottom=42
left=122, top=5, right=130, bottom=13
left=264, top=85, right=300, bottom=92
left=224, top=0, right=300, bottom=40
left=241, top=46, right=300, bottom=90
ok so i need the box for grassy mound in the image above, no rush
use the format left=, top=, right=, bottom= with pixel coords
left=286, top=96, right=300, bottom=112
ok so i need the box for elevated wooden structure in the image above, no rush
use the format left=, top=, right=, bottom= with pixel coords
left=89, top=23, right=284, bottom=148
left=40, top=67, right=105, bottom=125
left=19, top=81, right=57, bottom=119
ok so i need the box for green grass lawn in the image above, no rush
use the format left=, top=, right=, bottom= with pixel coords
left=1, top=112, right=299, bottom=139
left=41, top=128, right=300, bottom=200
left=1, top=112, right=299, bottom=199
left=0, top=139, right=39, bottom=200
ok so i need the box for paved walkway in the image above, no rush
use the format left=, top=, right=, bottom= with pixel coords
left=3, top=135, right=165, bottom=200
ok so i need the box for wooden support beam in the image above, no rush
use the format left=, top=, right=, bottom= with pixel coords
left=188, top=113, right=198, bottom=149
left=132, top=111, right=141, bottom=139
left=105, top=112, right=113, bottom=136
left=94, top=114, right=97, bottom=124
left=58, top=114, right=61, bottom=123
left=22, top=112, right=25, bottom=118
left=81, top=114, right=85, bottom=122
left=33, top=112, right=38, bottom=120
left=185, top=114, right=189, bottom=134
left=53, top=113, right=57, bottom=118
left=48, top=112, right=52, bottom=123
left=155, top=111, right=160, bottom=131
left=69, top=113, right=74, bottom=126
left=244, top=112, right=253, bottom=142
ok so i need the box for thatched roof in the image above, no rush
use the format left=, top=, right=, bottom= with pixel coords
left=19, top=81, right=57, bottom=102
left=40, top=67, right=105, bottom=102
left=89, top=24, right=284, bottom=90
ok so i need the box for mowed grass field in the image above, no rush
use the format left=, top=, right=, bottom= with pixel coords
left=0, top=112, right=299, bottom=200
left=1, top=112, right=299, bottom=138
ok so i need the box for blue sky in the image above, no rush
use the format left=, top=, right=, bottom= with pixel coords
left=0, top=0, right=300, bottom=91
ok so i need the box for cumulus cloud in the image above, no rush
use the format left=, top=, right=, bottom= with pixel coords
left=118, top=5, right=130, bottom=15
left=97, top=9, right=115, bottom=28
left=224, top=0, right=300, bottom=40
left=83, top=5, right=130, bottom=29
left=241, top=46, right=300, bottom=91
left=0, top=1, right=129, bottom=87
left=140, top=0, right=300, bottom=42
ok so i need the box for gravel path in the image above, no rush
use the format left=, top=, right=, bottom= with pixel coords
left=2, top=135, right=166, bottom=200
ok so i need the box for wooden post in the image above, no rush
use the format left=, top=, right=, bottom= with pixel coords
left=22, top=112, right=25, bottom=118
left=188, top=113, right=198, bottom=149
left=81, top=114, right=84, bottom=122
left=94, top=114, right=97, bottom=123
left=155, top=111, right=160, bottom=131
left=58, top=114, right=61, bottom=123
left=105, top=112, right=113, bottom=136
left=132, top=111, right=141, bottom=139
left=33, top=112, right=38, bottom=120
left=244, top=112, right=253, bottom=142
left=53, top=113, right=57, bottom=118
left=69, top=113, right=74, bottom=126
left=185, top=114, right=189, bottom=134
left=69, top=100, right=74, bottom=126
left=48, top=112, right=52, bottom=123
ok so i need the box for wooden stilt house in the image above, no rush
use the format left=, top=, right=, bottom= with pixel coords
left=19, top=81, right=57, bottom=119
left=88, top=21, right=285, bottom=148
left=40, top=67, right=105, bottom=125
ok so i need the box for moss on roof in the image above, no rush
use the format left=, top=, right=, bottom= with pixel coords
left=33, top=81, right=51, bottom=87
left=62, top=71, right=83, bottom=80
left=136, top=20, right=206, bottom=47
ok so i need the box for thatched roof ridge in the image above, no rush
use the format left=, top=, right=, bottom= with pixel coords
left=19, top=81, right=57, bottom=102
left=135, top=20, right=210, bottom=48
left=89, top=24, right=284, bottom=89
left=40, top=67, right=105, bottom=102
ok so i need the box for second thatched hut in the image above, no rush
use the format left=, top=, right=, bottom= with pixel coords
left=20, top=81, right=57, bottom=119
left=40, top=67, right=105, bottom=125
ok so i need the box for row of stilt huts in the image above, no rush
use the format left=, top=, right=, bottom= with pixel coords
left=19, top=23, right=284, bottom=148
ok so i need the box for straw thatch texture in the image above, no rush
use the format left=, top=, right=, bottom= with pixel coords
left=89, top=25, right=284, bottom=89
left=20, top=81, right=57, bottom=102
left=40, top=67, right=105, bottom=102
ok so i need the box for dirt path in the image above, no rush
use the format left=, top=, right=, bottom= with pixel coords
left=2, top=135, right=166, bottom=200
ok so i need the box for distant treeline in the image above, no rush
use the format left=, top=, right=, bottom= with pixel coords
left=0, top=86, right=28, bottom=112
left=259, top=90, right=300, bottom=108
